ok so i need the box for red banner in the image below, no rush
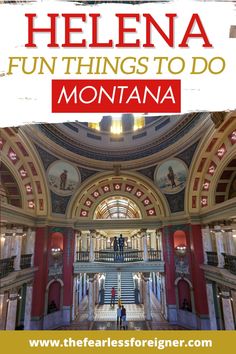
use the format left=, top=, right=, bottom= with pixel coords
left=52, top=79, right=181, bottom=113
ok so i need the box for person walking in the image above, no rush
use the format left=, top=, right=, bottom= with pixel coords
left=113, top=236, right=118, bottom=261
left=118, top=234, right=125, bottom=258
left=117, top=305, right=122, bottom=326
left=110, top=287, right=116, bottom=307
left=120, top=305, right=126, bottom=329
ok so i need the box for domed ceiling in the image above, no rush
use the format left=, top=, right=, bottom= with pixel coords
left=23, top=113, right=211, bottom=167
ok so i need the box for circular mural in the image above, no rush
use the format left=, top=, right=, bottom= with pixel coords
left=154, top=159, right=188, bottom=194
left=47, top=161, right=81, bottom=196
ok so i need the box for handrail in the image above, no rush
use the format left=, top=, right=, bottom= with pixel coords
left=148, top=250, right=162, bottom=261
left=0, top=256, right=15, bottom=279
left=223, top=253, right=236, bottom=275
left=94, top=250, right=143, bottom=263
left=76, top=251, right=89, bottom=262
left=76, top=250, right=162, bottom=263
left=206, top=251, right=218, bottom=266
left=20, top=254, right=32, bottom=269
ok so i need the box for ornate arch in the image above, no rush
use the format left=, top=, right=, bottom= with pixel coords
left=0, top=127, right=50, bottom=215
left=67, top=171, right=170, bottom=220
left=186, top=113, right=236, bottom=213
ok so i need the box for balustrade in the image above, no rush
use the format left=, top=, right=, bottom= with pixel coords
left=76, top=249, right=162, bottom=263
left=20, top=254, right=32, bottom=269
left=0, top=257, right=15, bottom=278
left=148, top=250, right=161, bottom=261
left=76, top=251, right=89, bottom=262
left=223, top=254, right=236, bottom=275
left=206, top=251, right=218, bottom=266
left=207, top=252, right=236, bottom=276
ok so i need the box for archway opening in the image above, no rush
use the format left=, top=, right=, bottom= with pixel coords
left=48, top=281, right=61, bottom=314
left=0, top=163, right=22, bottom=207
left=177, top=279, right=192, bottom=312
left=93, top=196, right=142, bottom=220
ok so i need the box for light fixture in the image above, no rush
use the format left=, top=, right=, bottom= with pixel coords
left=175, top=244, right=187, bottom=258
left=51, top=247, right=62, bottom=258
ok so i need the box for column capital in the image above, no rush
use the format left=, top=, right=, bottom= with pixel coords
left=214, top=225, right=222, bottom=232
left=142, top=272, right=150, bottom=280
left=16, top=228, right=24, bottom=236
left=5, top=229, right=13, bottom=237
left=88, top=273, right=96, bottom=281
left=89, top=229, right=97, bottom=237
left=140, top=229, right=147, bottom=237
left=9, top=290, right=19, bottom=299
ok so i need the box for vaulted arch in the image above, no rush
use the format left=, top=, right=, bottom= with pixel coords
left=67, top=171, right=170, bottom=220
left=0, top=127, right=50, bottom=215
left=186, top=113, right=236, bottom=213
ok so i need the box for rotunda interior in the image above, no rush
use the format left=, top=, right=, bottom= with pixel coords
left=0, top=111, right=236, bottom=330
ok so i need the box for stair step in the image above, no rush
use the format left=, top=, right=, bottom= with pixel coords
left=103, top=272, right=135, bottom=304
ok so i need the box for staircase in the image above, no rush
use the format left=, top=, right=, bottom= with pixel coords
left=104, top=272, right=135, bottom=304
left=120, top=272, right=135, bottom=304
left=104, top=273, right=118, bottom=304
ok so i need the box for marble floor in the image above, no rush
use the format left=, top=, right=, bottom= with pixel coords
left=58, top=293, right=186, bottom=330
left=95, top=304, right=145, bottom=321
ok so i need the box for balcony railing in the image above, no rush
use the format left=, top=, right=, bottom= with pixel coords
left=148, top=250, right=161, bottom=261
left=76, top=250, right=162, bottom=263
left=76, top=251, right=89, bottom=262
left=20, top=254, right=32, bottom=269
left=206, top=252, right=236, bottom=276
left=222, top=253, right=230, bottom=269
left=223, top=254, right=236, bottom=275
left=0, top=256, right=15, bottom=279
left=206, top=251, right=218, bottom=266
left=94, top=250, right=144, bottom=263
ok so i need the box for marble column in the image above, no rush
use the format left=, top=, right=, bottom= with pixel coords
left=201, top=226, right=213, bottom=264
left=161, top=275, right=167, bottom=319
left=24, top=284, right=33, bottom=330
left=0, top=225, right=6, bottom=258
left=81, top=233, right=87, bottom=251
left=89, top=230, right=96, bottom=262
left=133, top=236, right=137, bottom=249
left=141, top=229, right=148, bottom=261
left=88, top=274, right=95, bottom=321
left=139, top=276, right=143, bottom=304
left=206, top=282, right=217, bottom=330
left=137, top=234, right=142, bottom=251
left=214, top=226, right=225, bottom=268
left=6, top=291, right=18, bottom=330
left=231, top=290, right=236, bottom=322
left=79, top=274, right=83, bottom=302
left=156, top=232, right=161, bottom=250
left=100, top=237, right=103, bottom=250
left=94, top=275, right=99, bottom=305
left=97, top=237, right=101, bottom=251
left=143, top=273, right=152, bottom=320
left=222, top=292, right=235, bottom=330
left=131, top=236, right=134, bottom=249
left=150, top=233, right=157, bottom=250
left=72, top=277, right=78, bottom=321
left=0, top=293, right=8, bottom=330
left=152, top=272, right=157, bottom=296
left=224, top=228, right=235, bottom=256
left=2, top=229, right=13, bottom=259
left=12, top=228, right=23, bottom=271
left=83, top=273, right=87, bottom=296
left=26, top=228, right=36, bottom=266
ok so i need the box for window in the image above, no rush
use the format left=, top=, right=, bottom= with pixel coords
left=94, top=196, right=141, bottom=219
